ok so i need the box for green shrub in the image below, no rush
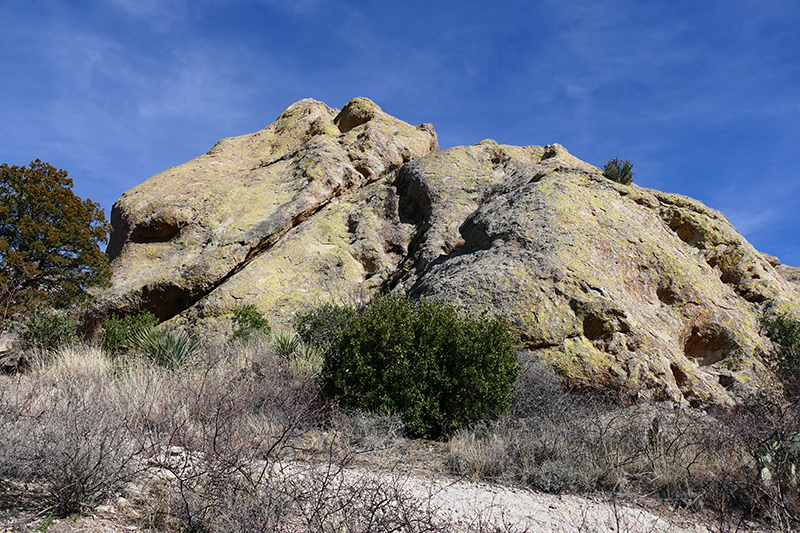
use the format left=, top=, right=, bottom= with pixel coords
left=102, top=311, right=159, bottom=354
left=764, top=314, right=800, bottom=371
left=132, top=327, right=199, bottom=368
left=293, top=301, right=356, bottom=351
left=231, top=304, right=272, bottom=340
left=321, top=293, right=519, bottom=439
left=22, top=312, right=80, bottom=350
left=603, top=155, right=634, bottom=185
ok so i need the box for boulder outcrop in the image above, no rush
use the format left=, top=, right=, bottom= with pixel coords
left=98, top=97, right=800, bottom=406
left=103, top=97, right=437, bottom=322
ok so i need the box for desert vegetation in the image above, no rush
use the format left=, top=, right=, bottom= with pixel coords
left=0, top=160, right=110, bottom=327
left=319, top=294, right=518, bottom=439
left=603, top=156, right=635, bottom=185
left=1, top=161, right=799, bottom=529
left=1, top=302, right=800, bottom=532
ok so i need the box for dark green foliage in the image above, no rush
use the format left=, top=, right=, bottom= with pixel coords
left=231, top=304, right=272, bottom=340
left=764, top=315, right=800, bottom=371
left=103, top=311, right=159, bottom=354
left=603, top=155, right=635, bottom=185
left=293, top=302, right=356, bottom=351
left=0, top=160, right=111, bottom=324
left=321, top=293, right=519, bottom=439
left=22, top=312, right=80, bottom=350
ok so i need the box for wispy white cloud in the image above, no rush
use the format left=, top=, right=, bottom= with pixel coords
left=1, top=0, right=798, bottom=263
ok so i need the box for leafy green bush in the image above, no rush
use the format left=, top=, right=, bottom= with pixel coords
left=603, top=155, right=634, bottom=185
left=103, top=311, right=159, bottom=354
left=231, top=304, right=272, bottom=340
left=321, top=293, right=519, bottom=439
left=22, top=312, right=80, bottom=350
left=293, top=301, right=356, bottom=351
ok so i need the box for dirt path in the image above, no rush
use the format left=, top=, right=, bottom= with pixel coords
left=401, top=475, right=708, bottom=532
left=1, top=453, right=769, bottom=533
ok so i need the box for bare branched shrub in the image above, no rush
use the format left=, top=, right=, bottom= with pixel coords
left=714, top=392, right=800, bottom=530
left=448, top=356, right=750, bottom=519
left=0, top=346, right=142, bottom=515
left=118, top=337, right=327, bottom=531
left=336, top=409, right=407, bottom=452
left=275, top=454, right=452, bottom=533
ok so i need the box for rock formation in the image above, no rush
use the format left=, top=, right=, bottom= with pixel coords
left=98, top=97, right=800, bottom=406
left=103, top=97, right=437, bottom=323
left=764, top=254, right=800, bottom=286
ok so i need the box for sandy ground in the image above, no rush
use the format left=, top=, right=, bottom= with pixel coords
left=2, top=472, right=768, bottom=533
left=0, top=442, right=772, bottom=533
left=402, top=475, right=712, bottom=532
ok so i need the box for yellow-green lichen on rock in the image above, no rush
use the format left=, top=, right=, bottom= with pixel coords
left=97, top=98, right=800, bottom=407
left=182, top=180, right=414, bottom=333
left=98, top=97, right=438, bottom=321
left=401, top=143, right=800, bottom=406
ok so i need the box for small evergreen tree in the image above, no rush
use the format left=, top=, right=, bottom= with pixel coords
left=603, top=156, right=635, bottom=185
left=231, top=304, right=272, bottom=340
left=0, top=160, right=110, bottom=326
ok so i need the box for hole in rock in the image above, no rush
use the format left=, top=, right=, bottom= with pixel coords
left=670, top=363, right=688, bottom=389
left=656, top=286, right=678, bottom=305
left=684, top=326, right=732, bottom=366
left=140, top=284, right=200, bottom=322
left=666, top=214, right=703, bottom=248
left=582, top=315, right=607, bottom=341
left=718, top=374, right=735, bottom=390
left=131, top=221, right=182, bottom=243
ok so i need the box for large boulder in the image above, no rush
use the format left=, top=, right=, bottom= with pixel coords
left=393, top=141, right=800, bottom=405
left=100, top=97, right=438, bottom=322
left=99, top=97, right=800, bottom=406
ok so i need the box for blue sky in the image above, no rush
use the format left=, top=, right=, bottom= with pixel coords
left=2, top=0, right=799, bottom=264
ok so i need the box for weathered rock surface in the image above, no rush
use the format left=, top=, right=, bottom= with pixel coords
left=395, top=142, right=800, bottom=405
left=102, top=97, right=438, bottom=321
left=99, top=97, right=800, bottom=406
left=779, top=265, right=800, bottom=285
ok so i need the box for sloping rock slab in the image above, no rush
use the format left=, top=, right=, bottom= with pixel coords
left=99, top=98, right=800, bottom=406
left=98, top=98, right=438, bottom=320
left=395, top=142, right=800, bottom=405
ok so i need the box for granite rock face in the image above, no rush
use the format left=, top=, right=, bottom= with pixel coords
left=99, top=97, right=800, bottom=406
left=394, top=142, right=800, bottom=405
left=102, top=97, right=438, bottom=322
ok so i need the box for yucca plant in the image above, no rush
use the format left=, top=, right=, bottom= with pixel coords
left=103, top=311, right=159, bottom=355
left=273, top=331, right=301, bottom=360
left=295, top=342, right=324, bottom=377
left=132, top=327, right=199, bottom=368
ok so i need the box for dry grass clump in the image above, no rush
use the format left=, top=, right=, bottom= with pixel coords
left=447, top=357, right=799, bottom=530
left=0, top=345, right=142, bottom=516
left=0, top=338, right=484, bottom=532
left=5, top=337, right=800, bottom=531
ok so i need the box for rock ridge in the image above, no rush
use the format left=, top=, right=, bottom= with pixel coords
left=98, top=97, right=800, bottom=406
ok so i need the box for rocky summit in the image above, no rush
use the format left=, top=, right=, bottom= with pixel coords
left=99, top=97, right=800, bottom=406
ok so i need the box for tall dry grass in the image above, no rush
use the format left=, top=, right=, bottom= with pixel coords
left=0, top=339, right=500, bottom=532
left=446, top=357, right=800, bottom=531
left=3, top=341, right=799, bottom=531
